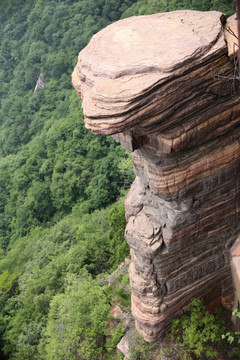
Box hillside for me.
[0,0,236,359]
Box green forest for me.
[0,0,236,359]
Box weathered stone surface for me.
[72,11,229,137]
[33,72,44,98]
[73,10,240,342]
[230,236,240,308]
[117,328,137,360]
[110,305,131,329]
[224,14,238,57]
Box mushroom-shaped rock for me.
[73,11,240,342]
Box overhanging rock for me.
[72,10,240,342]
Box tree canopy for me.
[0,0,235,358]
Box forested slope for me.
[0,0,235,359]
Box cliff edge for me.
[72,10,240,342]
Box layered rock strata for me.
[72,11,240,342]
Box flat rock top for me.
[72,10,228,136]
[79,10,225,78]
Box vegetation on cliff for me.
[0,0,236,359]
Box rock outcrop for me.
[231,236,240,308]
[33,72,45,97]
[72,11,240,342]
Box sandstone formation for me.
[231,236,240,307]
[73,11,240,342]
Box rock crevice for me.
[73,11,240,342]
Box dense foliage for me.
[0,0,138,251]
[123,0,235,17]
[0,0,236,359]
[169,298,225,359]
[0,197,130,360]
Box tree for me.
[42,273,111,360]
[211,0,235,16]
[108,199,129,269]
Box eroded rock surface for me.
[73,10,240,342]
[33,72,45,98]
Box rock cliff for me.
[72,11,240,342]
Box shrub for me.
[169,298,225,359]
[222,308,240,358]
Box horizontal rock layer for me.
[73,11,240,342]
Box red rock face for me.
[72,11,240,342]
